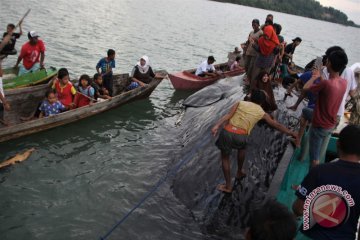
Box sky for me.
[318,0,360,24]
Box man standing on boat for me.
[211,89,296,193]
[0,22,23,59]
[322,46,358,123]
[282,37,302,65]
[293,125,360,240]
[14,31,46,76]
[195,56,218,77]
[241,19,262,84]
[96,49,116,96]
[303,50,348,168]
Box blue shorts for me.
[309,126,333,161]
[18,63,40,76]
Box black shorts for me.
[215,129,248,155]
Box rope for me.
[99,135,212,240]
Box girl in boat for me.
[127,56,163,90]
[230,56,242,71]
[39,89,66,118]
[52,68,76,109]
[74,74,95,108]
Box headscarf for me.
[258,25,280,56]
[136,55,150,73]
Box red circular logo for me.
[311,193,347,228]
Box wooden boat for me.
[0,72,166,143]
[2,66,58,90]
[168,62,245,90]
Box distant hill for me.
[212,0,359,28]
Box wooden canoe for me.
[0,72,166,143]
[168,62,245,91]
[2,66,58,90]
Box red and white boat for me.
[168,63,245,91]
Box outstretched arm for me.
[19,21,23,35]
[15,55,22,68]
[132,77,146,87]
[40,52,45,69]
[263,113,296,137]
[303,70,321,91]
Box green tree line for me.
[213,0,359,27]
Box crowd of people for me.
[206,14,359,240]
[1,12,360,240]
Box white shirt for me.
[0,77,4,104]
[322,67,357,116]
[195,60,215,76]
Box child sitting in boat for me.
[230,56,242,71]
[39,89,66,118]
[52,68,76,109]
[127,55,163,90]
[92,73,111,100]
[74,74,95,108]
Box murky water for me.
[0,0,359,239]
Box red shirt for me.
[309,77,347,129]
[258,25,279,56]
[19,39,45,70]
[53,80,76,107]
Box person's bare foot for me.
[290,138,301,149]
[287,105,297,111]
[217,184,232,193]
[20,116,35,122]
[284,92,293,100]
[235,171,247,180]
[311,160,320,168]
[0,119,9,126]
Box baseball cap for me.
[28,31,39,38]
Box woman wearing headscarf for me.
[127,56,163,90]
[250,19,280,90]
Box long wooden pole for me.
[77,91,98,102]
[0,9,31,52]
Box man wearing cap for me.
[195,56,218,77]
[241,19,263,83]
[14,31,46,76]
[282,37,302,65]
